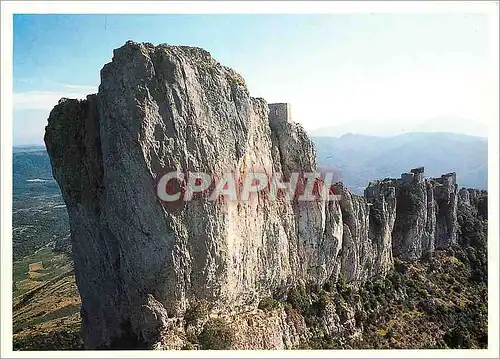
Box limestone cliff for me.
[365,171,458,261]
[45,41,464,349]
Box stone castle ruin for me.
[268,103,292,129]
[365,166,434,199]
[401,166,425,183]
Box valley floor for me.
[13,247,82,350]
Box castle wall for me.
[410,166,425,174]
[401,173,414,183]
[268,103,291,128]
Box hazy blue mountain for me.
[312,132,487,194]
[12,145,60,197]
[13,146,53,180]
[307,117,488,138]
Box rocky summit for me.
[44,41,483,349]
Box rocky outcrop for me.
[458,188,488,220]
[45,41,465,349]
[365,170,458,261]
[335,183,396,283]
[44,41,345,348]
[432,173,459,249]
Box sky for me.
[13,13,493,145]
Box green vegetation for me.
[13,247,73,298]
[258,296,280,311]
[13,329,82,351]
[278,198,488,350]
[25,305,80,329]
[198,318,235,350]
[353,247,487,349]
[13,148,70,260]
[279,243,487,350]
[12,246,80,351]
[13,201,69,260]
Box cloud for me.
[12,84,98,145]
[13,85,97,111]
[13,109,50,146]
[60,84,99,91]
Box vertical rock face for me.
[45,41,346,348]
[432,173,458,249]
[365,169,458,261]
[391,179,436,260]
[45,41,462,349]
[458,188,488,219]
[335,183,396,283]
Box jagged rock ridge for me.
[45,41,464,349]
[364,170,459,261]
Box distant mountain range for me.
[312,132,487,194]
[12,146,62,207]
[307,117,489,138]
[12,145,53,187]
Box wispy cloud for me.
[13,85,97,111]
[60,84,98,91]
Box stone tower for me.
[268,103,292,129]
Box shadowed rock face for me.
[458,187,488,220]
[365,172,459,261]
[45,41,461,349]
